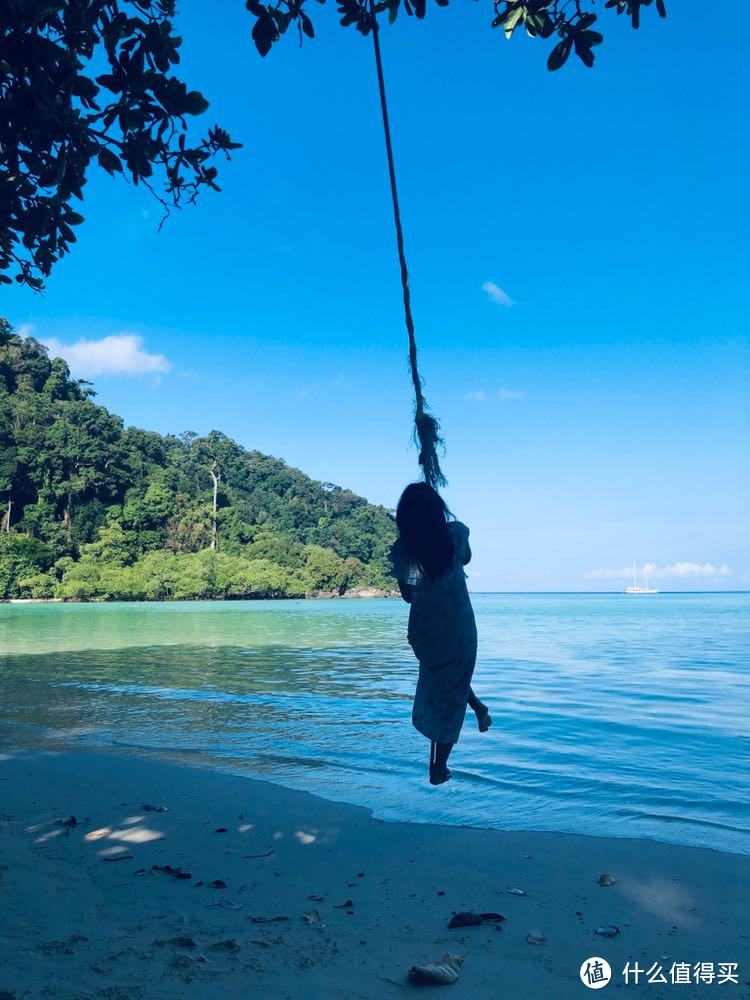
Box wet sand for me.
[1,748,748,999]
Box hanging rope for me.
[369,2,447,490]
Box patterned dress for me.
[392,521,478,744]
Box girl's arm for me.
[457,523,472,565]
[390,538,412,602]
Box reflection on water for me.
[1,595,748,854]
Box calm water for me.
[1,595,748,854]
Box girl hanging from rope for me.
[391,482,492,785]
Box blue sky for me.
[5,1,749,590]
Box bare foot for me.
[475,706,492,733]
[429,766,452,786]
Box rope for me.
[369,3,447,489]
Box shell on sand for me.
[408,953,464,985]
[526,930,547,945]
[597,873,616,886]
[447,912,482,928]
[595,924,621,937]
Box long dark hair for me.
[396,482,454,580]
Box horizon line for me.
[466,590,749,595]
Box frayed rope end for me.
[414,410,447,490]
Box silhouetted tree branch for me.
[1,0,665,291]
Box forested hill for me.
[0,319,397,600]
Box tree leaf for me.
[95,73,121,93]
[525,11,544,36]
[537,11,554,37]
[183,91,209,116]
[272,9,292,34]
[581,29,603,47]
[503,5,525,38]
[547,36,572,70]
[252,12,279,56]
[71,76,99,99]
[573,38,595,67]
[97,147,123,174]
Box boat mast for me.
[632,560,637,589]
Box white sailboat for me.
[624,561,659,594]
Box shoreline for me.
[1,747,748,998]
[3,589,747,605]
[5,730,750,859]
[1,586,400,604]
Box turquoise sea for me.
[0,594,748,854]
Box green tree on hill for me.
[0,317,397,601]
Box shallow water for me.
[1,594,748,854]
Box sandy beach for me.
[1,748,747,1000]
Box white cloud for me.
[16,323,35,339]
[42,334,172,377]
[585,562,732,581]
[465,387,524,402]
[482,281,516,307]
